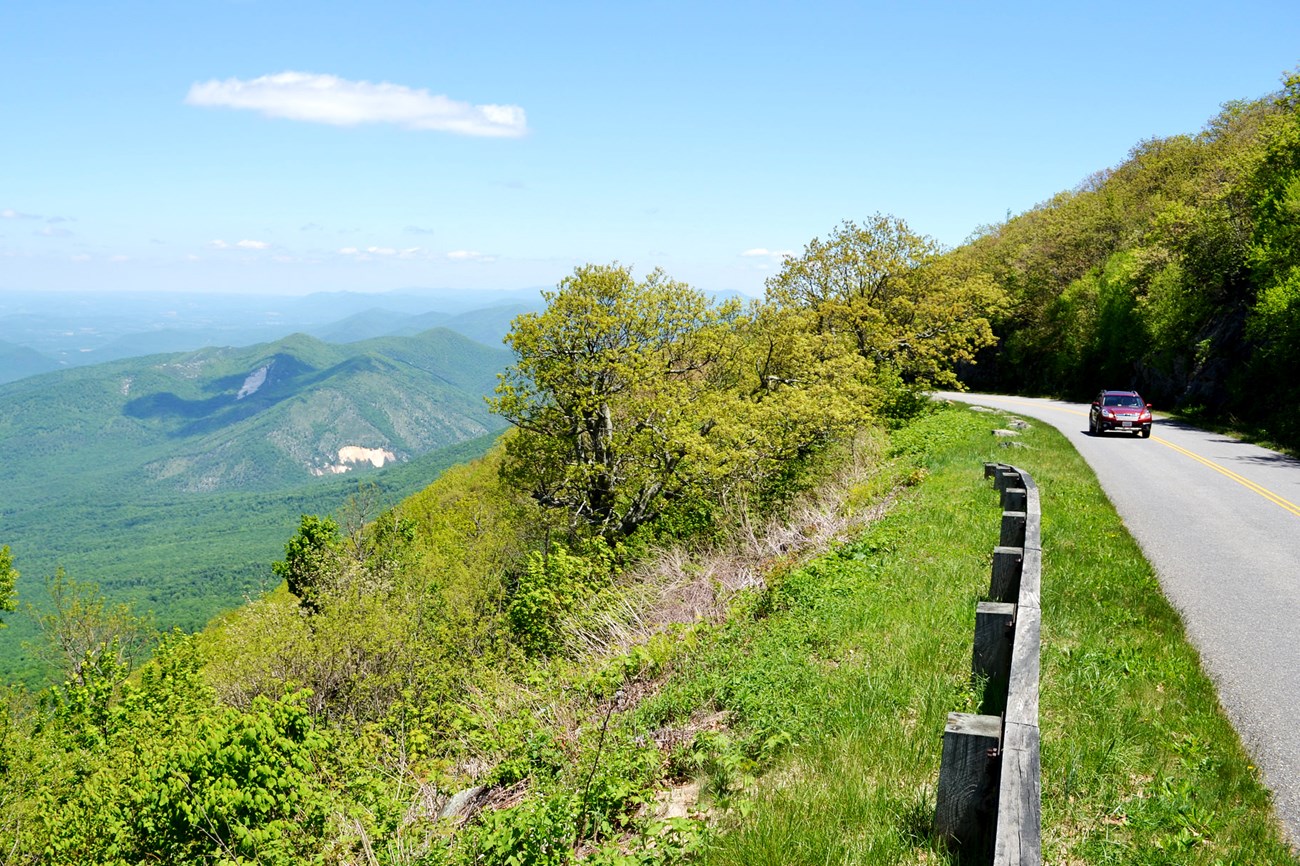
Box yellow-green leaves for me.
[0,545,15,628]
[765,215,1005,390]
[490,263,741,541]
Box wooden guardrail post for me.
[936,712,1002,853]
[974,602,1015,715]
[990,547,1023,602]
[1001,486,1027,512]
[1000,511,1026,548]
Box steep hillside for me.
[0,340,58,384]
[0,328,508,495]
[0,328,510,684]
[950,73,1300,445]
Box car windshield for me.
[1103,395,1143,408]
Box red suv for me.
[1089,390,1153,438]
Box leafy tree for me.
[765,215,1005,391]
[489,263,741,542]
[34,569,154,686]
[0,545,15,628]
[272,514,342,613]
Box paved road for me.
[936,392,1300,847]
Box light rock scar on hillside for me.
[237,364,270,399]
[311,446,398,476]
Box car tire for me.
[1140,427,1151,439]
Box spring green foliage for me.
[954,67,1300,448]
[765,215,1005,389]
[490,249,994,545]
[2,400,1295,863]
[0,324,507,687]
[10,169,1297,861]
[273,514,343,613]
[0,545,15,628]
[508,542,616,655]
[489,263,749,541]
[31,633,334,865]
[34,568,156,687]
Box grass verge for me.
[643,402,1296,865]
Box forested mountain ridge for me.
[0,328,509,684]
[0,287,543,383]
[951,71,1300,446]
[0,327,509,494]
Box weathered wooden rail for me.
[935,463,1042,864]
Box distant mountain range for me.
[0,325,514,684]
[0,328,511,495]
[0,287,543,383]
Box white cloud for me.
[185,71,528,138]
[38,226,73,238]
[108,255,130,263]
[3,208,40,220]
[446,250,495,263]
[741,248,794,259]
[337,245,426,260]
[210,238,269,250]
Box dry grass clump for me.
[561,431,896,662]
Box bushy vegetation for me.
[0,218,1009,863]
[951,68,1300,448]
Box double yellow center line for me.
[963,396,1300,519]
[1153,436,1300,518]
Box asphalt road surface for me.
[935,392,1300,847]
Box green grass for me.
[635,404,1296,865]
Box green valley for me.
[0,328,509,684]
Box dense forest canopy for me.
[952,70,1300,447]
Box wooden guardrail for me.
[935,463,1042,864]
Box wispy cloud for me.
[339,245,424,260]
[2,208,40,220]
[185,71,528,138]
[446,250,495,262]
[741,248,794,259]
[210,238,270,250]
[38,226,73,238]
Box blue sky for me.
[3,1,1299,298]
